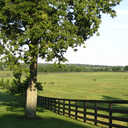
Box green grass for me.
[38,72,128,100]
[0,89,97,128]
[1,71,128,100]
[0,110,98,128]
[0,71,128,128]
[0,109,99,128]
[37,72,128,127]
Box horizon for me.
[38,62,126,67]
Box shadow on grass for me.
[0,113,95,128]
[102,95,124,101]
[83,95,128,110]
[0,90,45,113]
[0,90,96,128]
[102,95,128,109]
[0,90,25,112]
[102,95,128,127]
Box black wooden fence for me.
[38,96,128,128]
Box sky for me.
[64,0,128,66]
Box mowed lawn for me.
[38,72,128,100]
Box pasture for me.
[0,71,128,128]
[37,72,128,127]
[38,72,128,100]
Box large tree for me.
[0,0,122,118]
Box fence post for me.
[83,102,87,123]
[58,99,60,114]
[50,98,52,111]
[47,98,49,109]
[109,103,112,128]
[44,97,46,108]
[38,96,41,106]
[75,101,78,120]
[42,97,44,106]
[47,97,49,109]
[94,103,98,126]
[68,100,71,117]
[52,98,54,112]
[45,97,47,108]
[63,99,65,115]
[49,98,52,111]
[54,99,56,113]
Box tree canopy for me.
[0,0,121,64]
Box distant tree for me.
[0,0,122,118]
[124,66,128,71]
[112,66,122,72]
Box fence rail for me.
[38,96,128,128]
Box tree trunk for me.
[25,60,38,118]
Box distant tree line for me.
[37,63,128,72]
[0,62,128,72]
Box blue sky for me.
[65,0,128,66]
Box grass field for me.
[0,71,128,128]
[1,71,128,100]
[37,72,128,127]
[0,90,97,128]
[37,72,128,100]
